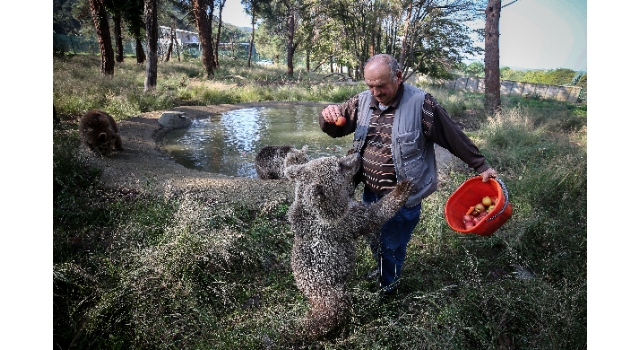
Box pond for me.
[162,104,354,178]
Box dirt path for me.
[84,102,465,208]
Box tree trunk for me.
[214,0,226,68]
[164,16,180,62]
[165,38,173,61]
[192,0,215,78]
[88,0,115,76]
[113,13,124,62]
[285,1,296,78]
[135,36,145,64]
[399,2,412,72]
[173,29,181,62]
[165,23,176,62]
[132,24,145,64]
[247,5,255,68]
[484,0,502,113]
[369,8,377,58]
[144,0,158,92]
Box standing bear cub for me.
[255,145,309,179]
[79,109,123,156]
[284,152,413,339]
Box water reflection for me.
[162,105,353,177]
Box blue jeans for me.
[362,187,422,293]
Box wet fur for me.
[284,152,412,339]
[79,109,123,156]
[255,145,309,179]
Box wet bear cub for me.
[79,109,123,156]
[255,145,309,179]
[284,152,413,339]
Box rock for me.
[158,111,192,129]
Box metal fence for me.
[420,75,584,103]
[54,34,255,61]
[54,34,196,58]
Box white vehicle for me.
[256,60,274,65]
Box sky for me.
[222,0,587,71]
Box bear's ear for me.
[339,152,361,177]
[284,163,303,180]
[284,151,303,168]
[301,145,308,153]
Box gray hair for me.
[365,54,401,82]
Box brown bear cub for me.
[255,145,309,179]
[284,152,413,339]
[79,109,123,156]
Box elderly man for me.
[319,54,497,296]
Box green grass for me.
[53,55,365,121]
[53,54,587,349]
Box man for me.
[319,54,497,295]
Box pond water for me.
[162,104,354,178]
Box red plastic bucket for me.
[444,176,512,236]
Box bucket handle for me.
[486,177,509,222]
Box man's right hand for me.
[321,105,342,124]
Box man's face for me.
[364,61,402,106]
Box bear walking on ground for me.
[79,109,123,156]
[284,152,413,339]
[255,145,309,179]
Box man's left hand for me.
[480,168,498,182]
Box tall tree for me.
[254,23,286,61]
[258,0,307,77]
[284,0,298,78]
[331,0,365,79]
[54,0,82,35]
[297,0,332,73]
[103,0,129,63]
[242,0,257,67]
[213,0,227,67]
[88,0,115,76]
[484,0,501,113]
[398,0,413,67]
[395,0,480,81]
[144,0,158,92]
[121,0,147,64]
[164,15,181,62]
[112,12,125,62]
[134,27,147,64]
[282,0,302,77]
[191,0,216,78]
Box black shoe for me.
[380,280,399,296]
[376,288,397,304]
[381,287,397,296]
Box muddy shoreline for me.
[84,102,465,208]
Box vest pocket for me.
[398,130,425,180]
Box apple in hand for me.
[335,116,347,126]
